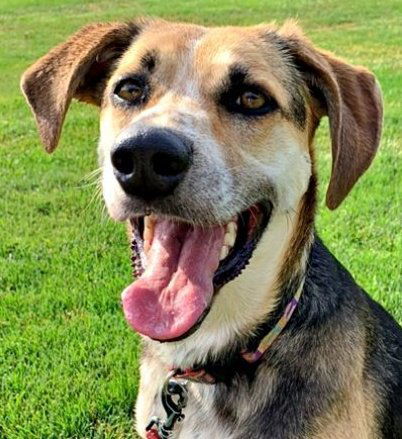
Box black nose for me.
[111,128,192,200]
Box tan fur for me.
[312,390,378,439]
[310,359,380,439]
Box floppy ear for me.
[21,21,143,153]
[279,24,383,209]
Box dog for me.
[21,18,402,439]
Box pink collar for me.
[172,284,303,383]
[241,284,303,363]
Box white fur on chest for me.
[135,353,278,439]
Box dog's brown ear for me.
[279,23,383,209]
[21,21,142,153]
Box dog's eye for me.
[237,91,266,110]
[221,86,278,116]
[114,79,146,104]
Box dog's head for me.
[21,20,382,347]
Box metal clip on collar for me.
[146,371,188,439]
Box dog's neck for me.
[146,176,317,370]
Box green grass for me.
[0,0,401,437]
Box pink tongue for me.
[122,219,225,340]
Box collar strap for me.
[170,283,303,383]
[173,367,216,384]
[241,283,303,363]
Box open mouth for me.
[121,202,272,341]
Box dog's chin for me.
[121,201,272,342]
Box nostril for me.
[111,147,135,175]
[111,129,192,199]
[152,152,189,177]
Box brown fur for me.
[277,22,383,208]
[21,21,144,152]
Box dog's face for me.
[21,19,382,358]
[100,22,311,225]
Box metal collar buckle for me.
[146,371,188,439]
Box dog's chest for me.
[135,352,275,438]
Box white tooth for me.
[230,220,238,236]
[224,233,235,248]
[144,215,156,253]
[219,245,229,261]
[224,221,237,247]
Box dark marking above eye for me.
[227,65,249,86]
[140,51,157,73]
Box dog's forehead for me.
[116,22,292,89]
[128,22,205,56]
[116,22,204,73]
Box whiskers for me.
[76,167,109,220]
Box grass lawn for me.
[0,0,401,437]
